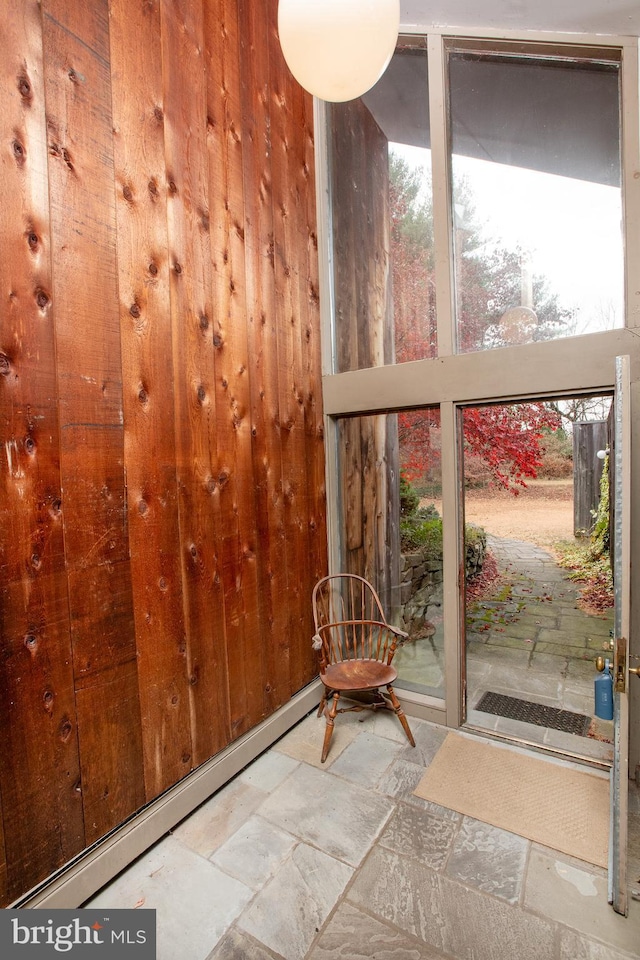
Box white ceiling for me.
[400,1,640,38]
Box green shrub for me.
[399,472,482,559]
[589,454,610,560]
[465,524,485,548]
[400,517,443,555]
[399,472,419,517]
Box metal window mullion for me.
[428,34,456,358]
[313,97,336,375]
[441,400,464,726]
[621,39,640,330]
[313,95,343,577]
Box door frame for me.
[610,355,631,915]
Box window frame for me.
[315,28,640,732]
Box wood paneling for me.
[0,0,84,899]
[0,0,325,905]
[162,0,235,765]
[235,0,281,718]
[109,0,186,799]
[205,0,262,741]
[42,0,144,846]
[267,4,314,693]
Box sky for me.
[393,143,625,336]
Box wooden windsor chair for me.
[311,573,416,762]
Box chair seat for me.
[321,659,398,691]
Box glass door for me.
[461,395,615,764]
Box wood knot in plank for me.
[35,287,50,310]
[24,634,38,654]
[48,140,75,172]
[17,73,32,103]
[59,718,73,742]
[12,138,26,166]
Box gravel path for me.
[428,479,576,550]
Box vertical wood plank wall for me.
[0,0,326,906]
[330,101,400,611]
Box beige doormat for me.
[414,733,610,867]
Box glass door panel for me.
[462,396,614,763]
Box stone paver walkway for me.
[466,535,614,760]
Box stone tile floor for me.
[86,710,640,960]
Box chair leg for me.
[321,692,340,763]
[317,687,330,718]
[387,684,416,747]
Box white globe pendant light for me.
[277,0,400,102]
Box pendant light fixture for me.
[277,0,400,102]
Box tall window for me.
[449,46,623,352]
[329,39,623,369]
[330,42,435,372]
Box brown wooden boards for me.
[162,0,235,763]
[0,0,84,898]
[236,0,287,717]
[110,0,193,797]
[0,0,325,905]
[205,0,261,739]
[41,0,145,844]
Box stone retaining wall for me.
[399,526,486,637]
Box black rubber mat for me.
[475,691,592,736]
